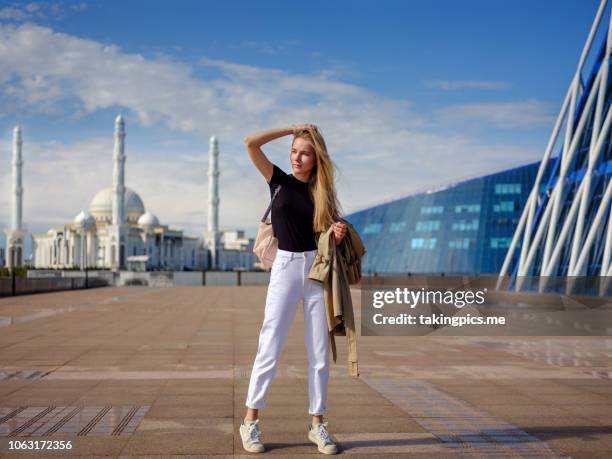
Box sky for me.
[0,0,608,254]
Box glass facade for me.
[347,160,554,275]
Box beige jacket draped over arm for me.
[308,219,366,378]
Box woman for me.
[239,124,347,455]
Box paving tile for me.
[146,403,232,419]
[120,430,233,455]
[153,394,233,407]
[0,286,609,457]
[333,432,449,455]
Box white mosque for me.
[32,186,205,271]
[4,114,258,272]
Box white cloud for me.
[425,79,511,90]
[0,2,65,21]
[69,3,88,12]
[433,99,555,129]
[0,22,550,239]
[0,6,28,21]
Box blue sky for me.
[0,0,608,253]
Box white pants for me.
[245,248,330,416]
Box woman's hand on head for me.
[291,123,318,135]
[332,222,347,245]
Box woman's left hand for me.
[332,222,347,245]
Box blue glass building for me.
[347,160,554,275]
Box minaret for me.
[109,114,127,270]
[5,126,26,268]
[112,114,126,226]
[206,135,221,269]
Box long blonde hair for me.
[292,127,343,233]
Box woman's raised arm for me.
[243,124,316,182]
[243,126,293,183]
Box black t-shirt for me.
[267,163,317,252]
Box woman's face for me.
[290,137,316,176]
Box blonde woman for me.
[239,124,347,455]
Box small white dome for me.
[138,210,159,227]
[74,210,96,228]
[74,210,86,224]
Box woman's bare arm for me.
[243,124,315,182]
[243,127,293,183]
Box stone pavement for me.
[0,285,610,458]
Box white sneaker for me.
[239,418,265,453]
[308,421,338,455]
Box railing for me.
[0,270,112,297]
[0,269,273,296]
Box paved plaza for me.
[0,285,610,458]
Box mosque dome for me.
[138,210,160,227]
[89,186,146,223]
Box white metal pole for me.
[570,8,612,275]
[544,107,612,276]
[537,69,604,276]
[574,179,612,274]
[518,85,572,274]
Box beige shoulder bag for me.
[253,181,284,268]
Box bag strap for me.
[260,173,291,222]
[261,184,282,222]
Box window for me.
[494,183,521,194]
[421,206,443,214]
[389,222,407,233]
[415,220,441,231]
[490,237,513,248]
[454,204,481,213]
[451,219,479,231]
[449,238,471,249]
[411,238,437,249]
[363,223,383,234]
[493,201,516,212]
